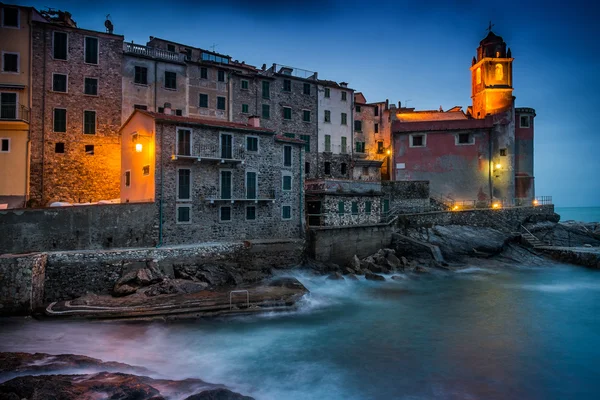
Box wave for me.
[505,282,600,292]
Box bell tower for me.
[470,25,514,118]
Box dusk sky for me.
[17,0,600,207]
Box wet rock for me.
[382,248,396,256]
[327,272,345,280]
[401,256,409,268]
[391,275,405,281]
[386,253,403,270]
[113,283,138,297]
[325,263,342,272]
[346,273,359,281]
[414,266,428,273]
[268,277,306,290]
[185,388,254,400]
[113,260,166,297]
[369,264,391,274]
[350,255,361,271]
[365,272,386,281]
[344,267,356,275]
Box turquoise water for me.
[2,264,600,399]
[555,206,600,223]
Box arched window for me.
[495,64,503,81]
[476,67,481,84]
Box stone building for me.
[391,29,535,205]
[120,109,305,244]
[28,10,123,206]
[316,80,353,179]
[0,4,43,208]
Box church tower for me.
[470,28,514,118]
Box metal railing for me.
[272,64,317,80]
[124,42,186,63]
[175,144,246,160]
[0,104,30,122]
[203,188,276,201]
[534,196,552,205]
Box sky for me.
[16,0,600,207]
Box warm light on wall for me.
[495,163,502,170]
[492,202,501,209]
[386,149,391,155]
[533,199,539,206]
[452,205,460,211]
[135,143,143,153]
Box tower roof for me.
[480,31,504,46]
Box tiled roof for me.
[274,135,305,145]
[396,110,467,122]
[138,111,274,133]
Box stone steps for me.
[521,232,545,248]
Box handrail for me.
[229,290,249,310]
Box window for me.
[500,148,507,156]
[178,169,191,200]
[84,77,98,95]
[362,166,369,176]
[262,81,270,99]
[53,32,68,60]
[283,79,291,92]
[303,110,311,122]
[341,91,347,101]
[84,37,98,64]
[303,83,310,95]
[283,145,292,166]
[324,162,331,175]
[282,174,292,191]
[457,133,473,145]
[283,107,292,120]
[185,48,192,60]
[217,96,226,110]
[324,87,330,98]
[55,142,65,153]
[305,162,310,174]
[165,71,176,89]
[177,205,191,224]
[262,104,270,119]
[221,134,232,158]
[0,138,9,152]
[158,107,164,113]
[476,67,481,84]
[177,128,191,156]
[354,120,362,132]
[220,170,232,199]
[300,134,310,152]
[382,199,390,213]
[242,104,249,113]
[2,53,18,72]
[341,112,347,125]
[246,136,258,152]
[143,165,150,175]
[167,44,176,52]
[356,105,361,112]
[134,66,148,84]
[374,123,379,133]
[85,144,94,155]
[410,134,425,147]
[2,7,19,27]
[134,104,147,110]
[0,93,17,119]
[365,201,372,214]
[175,109,182,116]
[52,73,67,92]
[282,205,292,220]
[495,63,503,80]
[218,70,225,82]
[341,136,347,153]
[356,141,365,153]
[374,107,379,117]
[199,93,208,108]
[246,206,256,221]
[200,67,208,79]
[125,171,131,187]
[341,163,347,175]
[83,110,96,134]
[325,135,331,152]
[351,202,358,215]
[324,110,331,123]
[241,79,249,90]
[520,115,530,128]
[338,201,344,215]
[220,206,232,222]
[53,108,66,132]
[377,141,384,154]
[246,171,257,199]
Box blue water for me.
[555,206,600,223]
[2,264,600,399]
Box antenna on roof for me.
[210,43,218,52]
[105,14,113,34]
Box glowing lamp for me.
[495,163,502,170]
[452,205,459,211]
[492,203,501,209]
[386,149,391,155]
[135,143,143,153]
[533,199,539,206]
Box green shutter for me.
[365,201,372,214]
[338,201,344,215]
[300,135,310,152]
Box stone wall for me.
[382,180,430,212]
[0,203,157,254]
[0,253,46,314]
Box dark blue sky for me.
[18,0,600,207]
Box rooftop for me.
[134,111,275,134]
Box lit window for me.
[476,67,481,84]
[495,63,503,80]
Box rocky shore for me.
[0,352,253,399]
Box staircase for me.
[520,225,548,248]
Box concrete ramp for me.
[392,233,445,263]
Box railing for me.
[272,64,317,80]
[197,143,245,160]
[0,104,30,123]
[534,196,552,205]
[203,188,276,201]
[124,42,186,63]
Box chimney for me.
[248,115,260,128]
[340,82,348,88]
[164,102,172,115]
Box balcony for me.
[124,43,186,63]
[0,104,30,124]
[171,143,245,165]
[202,188,276,203]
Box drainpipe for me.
[314,81,318,179]
[488,128,493,202]
[40,25,47,206]
[157,124,164,247]
[350,92,354,177]
[227,71,233,122]
[154,60,158,111]
[299,143,304,236]
[24,10,34,206]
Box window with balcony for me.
[262,104,270,119]
[2,53,18,72]
[0,93,17,120]
[303,83,311,95]
[2,7,19,27]
[83,110,96,134]
[283,107,292,120]
[53,31,68,60]
[246,136,258,152]
[134,66,147,84]
[167,44,176,52]
[53,108,66,132]
[52,74,67,92]
[283,145,292,167]
[199,93,208,108]
[217,96,226,110]
[165,71,176,89]
[177,169,191,200]
[221,133,233,159]
[246,171,257,199]
[283,79,291,92]
[84,37,98,64]
[282,205,292,220]
[84,77,98,95]
[220,170,232,199]
[177,128,191,156]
